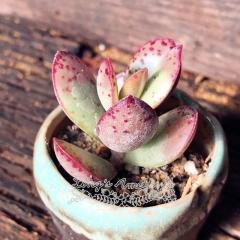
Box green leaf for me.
[119,68,147,99]
[126,38,176,79]
[140,45,182,109]
[52,51,105,139]
[124,106,198,167]
[53,138,117,183]
[97,58,118,110]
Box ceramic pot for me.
[33,89,228,240]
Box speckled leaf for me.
[119,68,148,99]
[96,96,159,152]
[52,51,105,139]
[126,38,176,79]
[53,138,117,183]
[124,106,198,167]
[97,58,118,110]
[140,45,182,109]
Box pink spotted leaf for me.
[126,38,176,79]
[53,138,117,183]
[96,96,159,152]
[52,51,105,139]
[97,58,118,110]
[124,106,198,167]
[140,45,182,109]
[119,68,148,99]
[125,38,182,109]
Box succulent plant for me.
[52,38,198,183]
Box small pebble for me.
[184,161,199,175]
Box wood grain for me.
[0,15,240,239]
[0,0,240,84]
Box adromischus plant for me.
[52,38,198,184]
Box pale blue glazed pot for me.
[33,89,228,240]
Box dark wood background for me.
[0,0,240,84]
[0,1,240,239]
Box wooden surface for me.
[0,14,240,240]
[0,0,240,84]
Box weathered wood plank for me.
[0,213,38,240]
[0,0,240,83]
[0,194,59,240]
[198,195,240,240]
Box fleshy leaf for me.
[96,95,159,152]
[119,68,148,99]
[52,51,105,139]
[124,106,198,167]
[126,38,176,79]
[53,138,117,183]
[97,58,118,110]
[116,71,126,93]
[140,45,182,109]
